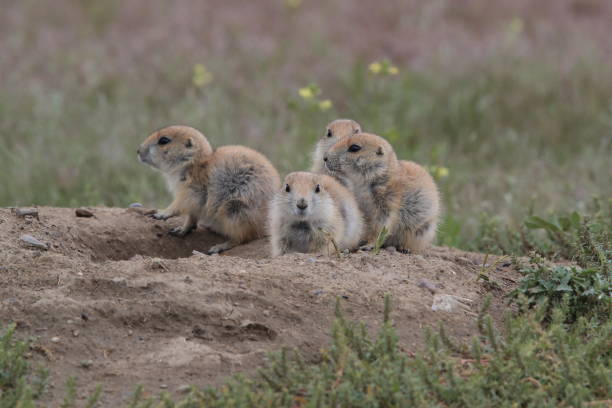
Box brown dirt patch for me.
[0,207,521,406]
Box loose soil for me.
[0,207,521,406]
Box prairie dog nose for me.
[137,148,141,155]
[296,200,308,210]
[323,156,328,162]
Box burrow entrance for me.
[39,208,268,262]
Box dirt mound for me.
[0,207,521,406]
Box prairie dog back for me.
[269,171,363,256]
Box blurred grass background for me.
[1,0,610,248]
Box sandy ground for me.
[0,207,521,406]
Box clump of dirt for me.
[0,207,521,406]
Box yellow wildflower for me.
[508,17,524,35]
[318,99,333,111]
[388,65,399,75]
[369,62,382,75]
[192,64,213,88]
[298,87,314,99]
[436,166,450,178]
[286,0,302,8]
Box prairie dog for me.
[269,171,363,257]
[323,132,440,252]
[138,125,281,254]
[311,119,361,174]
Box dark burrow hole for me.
[47,211,268,262]
[83,229,227,261]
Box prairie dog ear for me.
[186,138,193,148]
[376,146,384,156]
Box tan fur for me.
[311,119,361,174]
[269,171,363,257]
[323,133,440,253]
[138,125,281,254]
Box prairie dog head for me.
[137,125,213,173]
[317,119,361,157]
[274,172,335,220]
[323,133,398,182]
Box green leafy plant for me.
[0,324,48,407]
[511,255,610,322]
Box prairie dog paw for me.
[169,226,194,237]
[150,211,173,221]
[207,241,235,255]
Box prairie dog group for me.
[138,125,280,254]
[138,119,440,256]
[269,172,363,256]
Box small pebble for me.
[418,279,437,294]
[75,208,94,218]
[307,257,317,263]
[177,384,191,394]
[313,290,324,295]
[80,360,93,369]
[67,319,74,324]
[160,384,168,389]
[72,330,79,337]
[51,337,60,343]
[20,234,48,250]
[129,203,143,208]
[263,310,270,317]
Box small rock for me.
[431,294,473,312]
[66,319,74,324]
[313,290,324,295]
[72,330,79,337]
[307,258,317,263]
[75,208,94,218]
[12,207,39,220]
[129,203,143,208]
[177,384,191,394]
[263,310,270,317]
[80,312,89,321]
[341,295,349,300]
[51,337,60,343]
[417,279,437,294]
[80,360,93,369]
[160,384,168,389]
[20,234,48,250]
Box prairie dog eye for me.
[285,184,291,193]
[158,136,171,145]
[348,144,361,152]
[354,128,360,134]
[326,129,332,138]
[314,184,320,193]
